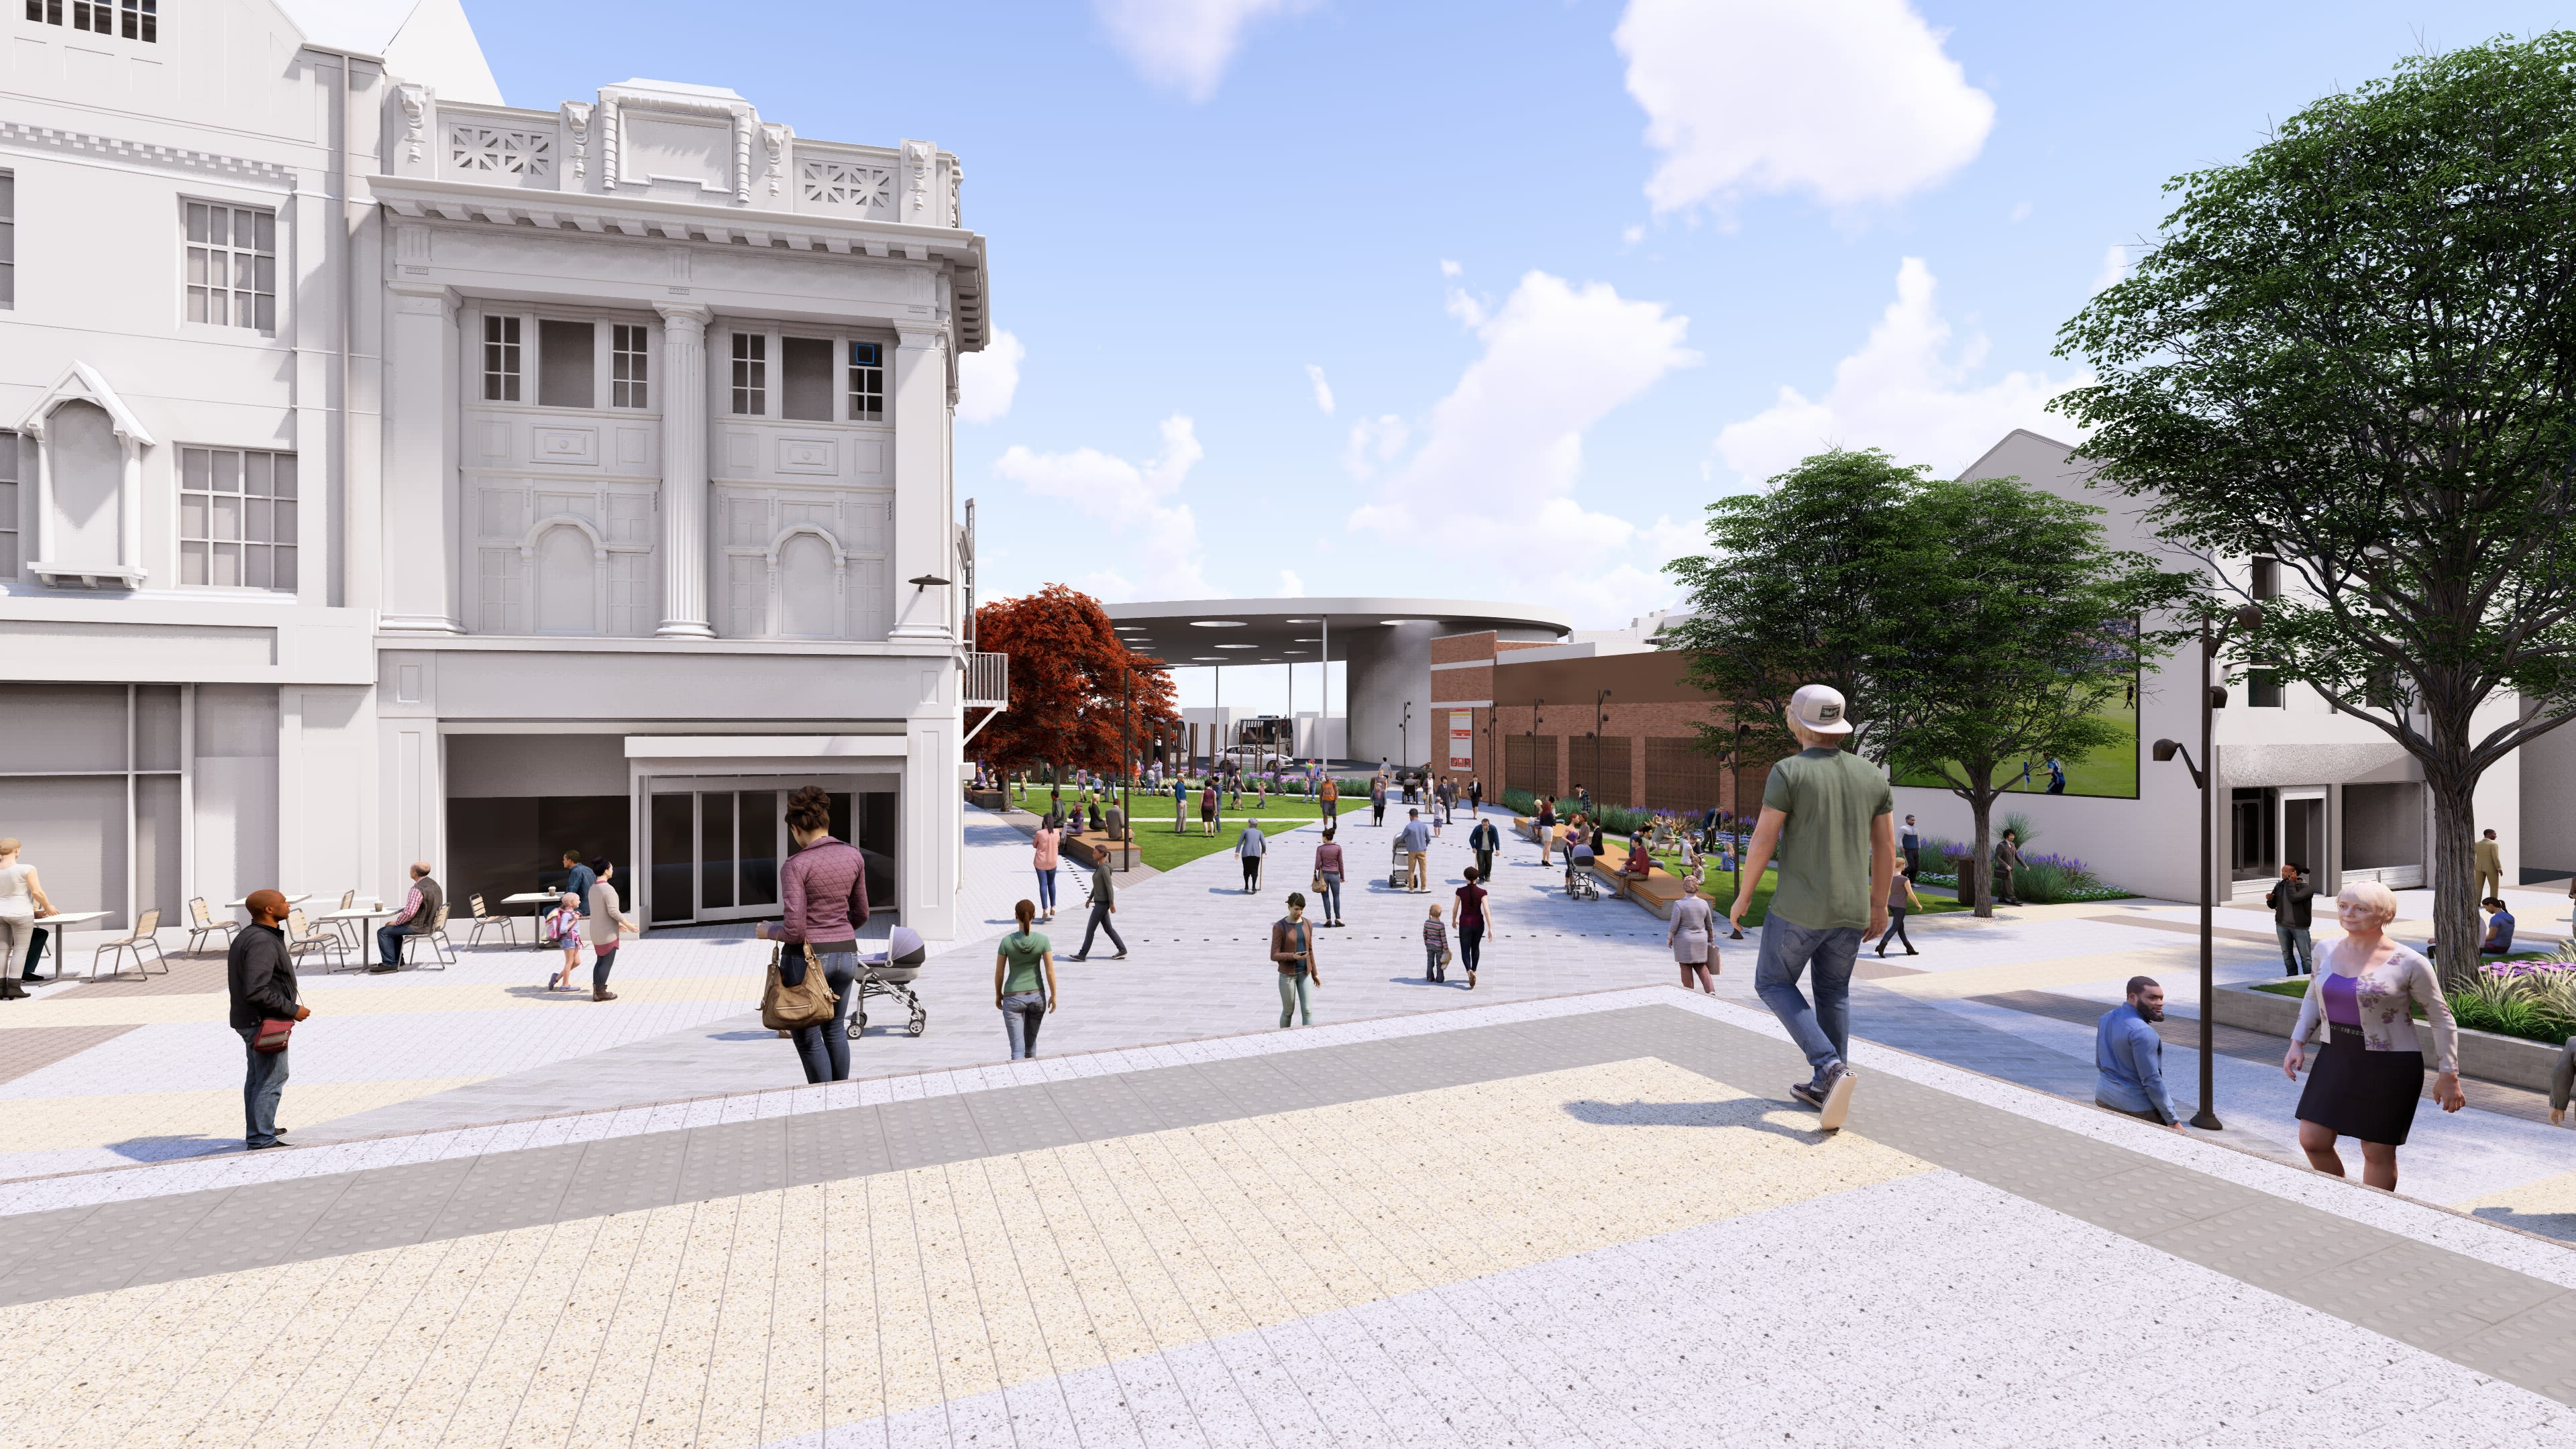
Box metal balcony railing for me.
[964,651,1009,709]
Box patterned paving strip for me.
[0,1024,139,1085]
[0,1078,485,1155]
[0,972,767,1030]
[0,1059,1919,1448]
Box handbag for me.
[253,1017,294,1053]
[760,943,840,1031]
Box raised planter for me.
[965,788,1008,810]
[2208,982,2567,1093]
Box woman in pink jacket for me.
[1032,816,1062,922]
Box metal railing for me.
[964,651,1008,709]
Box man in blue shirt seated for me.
[2096,975,2184,1132]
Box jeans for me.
[1001,989,1046,1059]
[592,943,619,994]
[1754,910,1862,1079]
[376,921,419,969]
[2276,925,2314,975]
[1036,869,1057,912]
[1277,970,1311,1026]
[1077,902,1126,957]
[1425,945,1444,980]
[1458,922,1483,974]
[1876,908,1913,954]
[783,951,859,1083]
[237,1026,289,1146]
[1318,871,1342,922]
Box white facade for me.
[1,1,990,937]
[1891,430,2520,904]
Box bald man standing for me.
[227,890,308,1150]
[374,861,444,974]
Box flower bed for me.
[1915,836,2134,904]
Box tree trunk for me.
[1967,790,1996,919]
[2424,767,2483,991]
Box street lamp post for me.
[1528,698,1546,803]
[1727,721,1748,938]
[1399,702,1413,773]
[2151,606,2263,1132]
[1123,659,1171,872]
[1595,689,1613,807]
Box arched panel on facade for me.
[46,400,122,572]
[529,517,603,634]
[776,526,842,639]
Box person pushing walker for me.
[1729,684,1896,1132]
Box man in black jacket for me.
[2265,863,2314,977]
[227,890,308,1149]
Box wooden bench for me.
[1061,830,1138,871]
[1586,839,1693,920]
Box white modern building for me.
[1,1,997,940]
[1892,429,2521,905]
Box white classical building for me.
[1,1,995,940]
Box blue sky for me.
[469,1,2571,709]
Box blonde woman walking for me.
[2283,880,2464,1191]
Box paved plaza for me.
[1,806,2573,1444]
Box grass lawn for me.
[1131,815,1335,873]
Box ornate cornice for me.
[0,120,297,187]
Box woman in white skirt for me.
[1669,875,1719,994]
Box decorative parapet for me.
[0,119,296,187]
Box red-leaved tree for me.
[973,584,1179,777]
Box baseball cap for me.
[1787,683,1854,736]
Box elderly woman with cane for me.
[2283,880,2463,1192]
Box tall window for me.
[849,341,884,421]
[180,447,299,592]
[184,203,276,331]
[537,319,594,409]
[780,336,833,421]
[482,315,521,401]
[0,170,13,310]
[2251,555,2281,600]
[0,431,18,578]
[612,323,649,409]
[25,1,60,25]
[731,333,766,415]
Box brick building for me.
[1430,614,1770,818]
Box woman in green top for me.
[994,898,1059,1059]
[1271,891,1322,1028]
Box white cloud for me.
[2092,244,2127,293]
[1277,569,1305,597]
[1304,363,1335,415]
[1621,224,1646,246]
[1615,0,1995,215]
[1095,0,1314,102]
[995,415,1212,598]
[1348,270,1701,622]
[1340,415,1409,482]
[1711,257,2086,486]
[1438,258,1462,278]
[956,329,1024,425]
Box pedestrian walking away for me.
[2284,881,2463,1192]
[374,862,444,973]
[1032,816,1062,921]
[1397,808,1432,891]
[2096,977,2184,1130]
[1421,901,1450,983]
[754,785,869,1081]
[1453,867,1488,989]
[1271,892,1322,1026]
[1173,776,1189,834]
[226,888,308,1150]
[2475,828,2504,901]
[0,838,55,998]
[2266,862,2314,975]
[1313,828,1346,926]
[994,899,1058,1060]
[1200,780,1219,837]
[1071,850,1126,959]
[585,860,640,997]
[1237,818,1267,892]
[543,892,586,991]
[1671,875,1719,994]
[1898,815,1921,877]
[1731,683,1894,1132]
[1467,814,1499,887]
[1876,866,1922,957]
[1536,796,1557,866]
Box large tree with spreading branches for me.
[971,584,1179,780]
[2055,32,2576,982]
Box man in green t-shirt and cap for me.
[1730,683,1896,1130]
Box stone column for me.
[887,326,951,641]
[655,303,714,639]
[380,283,462,632]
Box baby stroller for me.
[1564,850,1602,901]
[1388,836,1412,889]
[855,925,928,1038]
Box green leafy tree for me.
[2055,32,2576,981]
[1662,449,1922,793]
[1871,477,2191,915]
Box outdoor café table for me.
[502,891,562,950]
[21,912,109,981]
[316,905,395,967]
